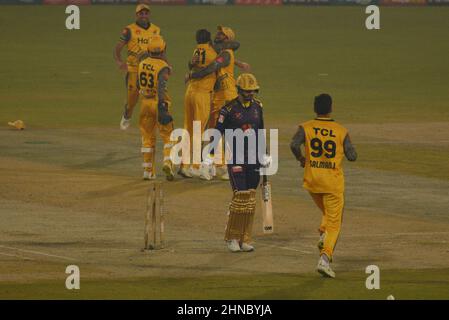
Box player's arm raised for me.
[343,134,357,161]
[290,126,306,167]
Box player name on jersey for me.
[310,160,336,169]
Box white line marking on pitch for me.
[0,252,36,261]
[261,244,312,254]
[0,245,76,261]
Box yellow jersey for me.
[122,22,161,72]
[215,49,237,101]
[188,43,217,92]
[302,118,348,194]
[138,57,169,100]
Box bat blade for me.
[261,180,273,234]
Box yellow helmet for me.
[148,35,166,54]
[236,73,260,91]
[217,26,235,41]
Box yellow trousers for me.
[125,72,139,118]
[210,95,235,167]
[182,89,212,169]
[309,192,344,260]
[139,98,174,175]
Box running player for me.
[290,94,357,278]
[114,4,161,130]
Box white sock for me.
[321,254,330,264]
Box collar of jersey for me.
[315,117,334,121]
[238,99,253,108]
[136,21,151,30]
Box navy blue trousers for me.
[228,164,260,191]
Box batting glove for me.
[260,154,272,168]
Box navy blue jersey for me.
[213,97,265,165]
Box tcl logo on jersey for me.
[141,63,155,71]
[313,127,336,137]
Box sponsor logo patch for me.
[232,166,243,173]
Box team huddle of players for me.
[114,4,253,182]
[113,4,358,279]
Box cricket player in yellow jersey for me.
[114,4,161,130]
[178,29,217,178]
[188,26,245,181]
[137,35,175,181]
[290,94,357,278]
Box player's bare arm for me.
[114,28,131,72]
[343,134,357,161]
[290,126,306,167]
[114,41,128,72]
[235,59,251,72]
[189,51,231,79]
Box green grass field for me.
[1,5,449,300]
[2,268,449,300]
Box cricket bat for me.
[261,175,273,234]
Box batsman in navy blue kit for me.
[202,73,271,252]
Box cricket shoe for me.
[190,167,201,178]
[143,171,156,180]
[178,167,193,178]
[218,171,229,181]
[163,161,175,181]
[226,240,241,253]
[316,256,336,278]
[199,163,213,181]
[120,115,131,130]
[215,166,229,181]
[240,243,255,252]
[120,104,131,130]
